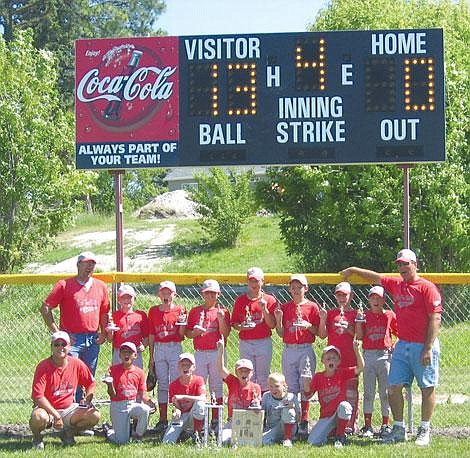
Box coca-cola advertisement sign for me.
[75,37,179,169]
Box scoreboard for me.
[75,29,445,169]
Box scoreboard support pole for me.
[399,163,414,434]
[112,170,125,311]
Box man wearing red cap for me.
[340,248,442,446]
[40,252,110,402]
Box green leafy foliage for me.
[190,168,257,247]
[257,0,469,272]
[0,31,87,272]
[90,169,168,214]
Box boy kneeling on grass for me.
[103,342,155,444]
[302,340,364,448]
[217,339,262,446]
[162,352,206,444]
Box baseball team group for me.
[30,248,442,450]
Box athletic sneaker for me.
[282,439,293,447]
[297,420,309,438]
[359,425,374,438]
[78,429,95,436]
[415,426,431,446]
[381,424,407,443]
[154,420,168,434]
[59,430,76,446]
[379,424,392,437]
[334,435,347,448]
[32,439,44,450]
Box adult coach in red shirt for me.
[30,331,100,449]
[40,252,110,401]
[340,248,442,447]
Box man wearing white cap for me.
[30,331,100,449]
[186,279,230,431]
[148,280,187,433]
[103,341,155,444]
[230,267,278,392]
[108,284,149,369]
[40,252,110,402]
[355,286,398,438]
[340,248,442,446]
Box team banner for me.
[75,30,445,170]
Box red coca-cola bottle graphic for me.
[104,50,143,120]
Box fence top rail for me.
[0,272,469,285]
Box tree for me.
[257,0,469,272]
[0,1,167,104]
[190,168,257,247]
[90,169,168,214]
[0,30,87,272]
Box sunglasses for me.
[53,341,67,347]
[396,261,411,266]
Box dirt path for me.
[26,225,176,273]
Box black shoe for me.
[334,434,347,448]
[154,420,168,434]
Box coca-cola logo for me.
[77,66,176,103]
[77,43,178,133]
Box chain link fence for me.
[0,273,468,427]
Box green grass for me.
[0,434,469,457]
[162,216,295,273]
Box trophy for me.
[105,311,120,332]
[300,356,313,380]
[355,301,367,323]
[171,405,183,426]
[334,306,349,331]
[249,389,261,409]
[194,310,207,332]
[176,309,187,326]
[241,305,256,328]
[293,303,305,327]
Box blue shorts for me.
[388,339,440,389]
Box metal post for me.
[399,164,413,434]
[113,171,125,310]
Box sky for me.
[158,0,327,36]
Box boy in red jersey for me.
[30,331,100,449]
[230,267,278,393]
[318,281,359,433]
[148,280,187,432]
[216,339,262,446]
[108,285,149,369]
[163,353,206,444]
[274,274,320,437]
[186,279,230,431]
[303,341,364,448]
[355,285,398,438]
[103,342,155,444]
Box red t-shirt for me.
[281,300,320,344]
[187,305,230,350]
[169,375,206,413]
[112,309,149,349]
[230,293,278,340]
[148,304,186,343]
[381,276,443,343]
[45,277,110,333]
[308,367,356,418]
[224,373,261,419]
[326,308,357,367]
[361,309,398,350]
[109,364,146,401]
[32,356,95,409]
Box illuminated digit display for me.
[75,29,445,170]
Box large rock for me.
[136,190,200,219]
